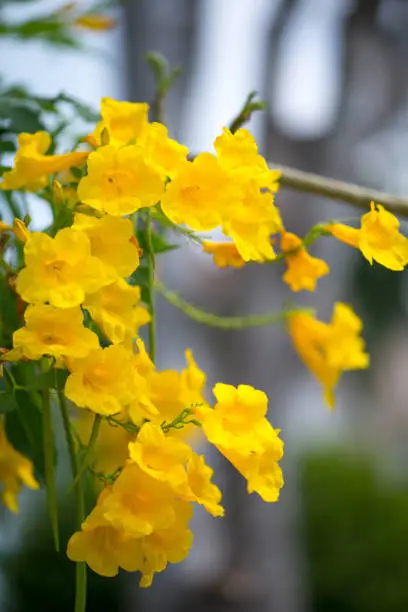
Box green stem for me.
[58,390,87,612]
[42,388,59,551]
[145,209,156,362]
[155,280,304,329]
[69,414,101,491]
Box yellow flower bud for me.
[12,219,30,243]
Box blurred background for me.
[2,0,408,611]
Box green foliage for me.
[301,449,408,612]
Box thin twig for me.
[272,162,408,218]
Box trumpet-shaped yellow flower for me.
[140,122,188,178]
[67,489,142,577]
[197,384,284,502]
[0,423,39,512]
[289,303,369,408]
[184,453,224,517]
[65,344,139,415]
[222,185,282,262]
[215,127,281,191]
[8,304,99,363]
[85,280,150,344]
[161,153,239,231]
[128,422,191,491]
[202,241,246,269]
[72,214,140,278]
[136,500,193,587]
[1,131,87,191]
[281,231,329,292]
[16,228,110,308]
[99,463,177,537]
[329,202,408,271]
[93,98,149,146]
[77,145,165,215]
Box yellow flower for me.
[98,463,177,537]
[16,228,110,308]
[136,500,193,587]
[140,122,188,178]
[184,453,224,517]
[67,489,142,577]
[222,185,282,262]
[197,384,284,502]
[128,422,191,491]
[92,98,149,146]
[214,127,281,191]
[74,14,117,31]
[8,304,99,363]
[289,303,369,408]
[329,202,408,271]
[1,132,87,191]
[202,241,246,269]
[72,213,140,278]
[77,144,165,215]
[0,423,39,513]
[281,231,329,292]
[65,344,139,415]
[85,280,150,344]
[161,153,239,231]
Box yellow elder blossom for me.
[141,122,188,178]
[7,304,99,363]
[281,231,329,292]
[202,241,246,269]
[65,345,140,416]
[84,280,150,345]
[329,202,408,271]
[214,127,281,191]
[289,303,369,408]
[0,422,39,512]
[92,97,149,146]
[161,153,240,231]
[16,228,110,308]
[72,214,140,278]
[1,131,87,191]
[77,144,165,215]
[12,219,30,243]
[197,384,284,502]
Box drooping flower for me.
[65,344,139,415]
[289,303,369,408]
[281,231,329,292]
[7,304,99,363]
[128,422,191,492]
[161,153,240,231]
[202,241,246,269]
[0,422,39,512]
[85,280,150,344]
[77,145,165,215]
[197,384,284,502]
[328,202,408,271]
[16,228,110,308]
[184,453,224,517]
[222,183,282,262]
[1,132,88,191]
[72,213,140,279]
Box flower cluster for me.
[1,93,408,595]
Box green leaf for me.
[0,391,18,413]
[8,106,44,133]
[136,230,178,254]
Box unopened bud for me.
[12,219,30,243]
[100,127,110,146]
